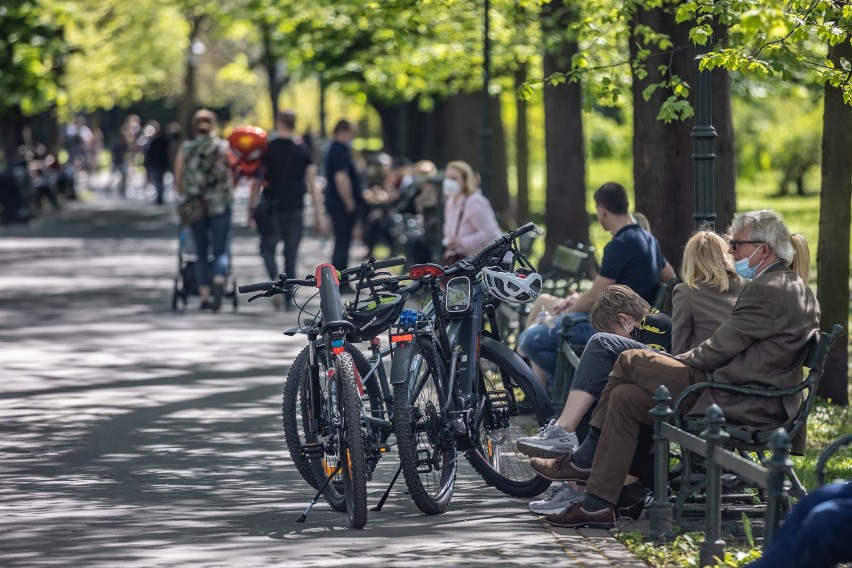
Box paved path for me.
[0,189,646,567]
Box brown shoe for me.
[543,501,615,529]
[530,453,591,482]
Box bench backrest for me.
[790,324,845,438]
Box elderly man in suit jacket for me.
[531,209,820,529]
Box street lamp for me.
[692,39,716,230]
[480,0,492,197]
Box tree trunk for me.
[540,0,588,270]
[515,65,531,225]
[178,16,204,137]
[816,39,852,406]
[631,6,696,273]
[433,91,511,225]
[261,22,281,125]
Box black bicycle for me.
[241,257,408,528]
[390,223,555,515]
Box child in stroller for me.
[171,226,238,312]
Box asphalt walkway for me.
[0,184,647,567]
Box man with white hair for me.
[533,209,820,529]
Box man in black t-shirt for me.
[250,110,326,310]
[324,119,364,272]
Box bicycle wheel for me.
[465,337,551,498]
[393,338,457,515]
[336,352,369,528]
[282,344,376,494]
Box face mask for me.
[621,319,642,341]
[443,178,462,197]
[734,248,761,279]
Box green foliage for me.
[0,1,69,116]
[63,0,187,113]
[676,0,852,104]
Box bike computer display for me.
[445,276,471,316]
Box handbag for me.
[177,194,208,226]
[252,197,275,233]
[442,196,468,267]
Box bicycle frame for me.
[391,271,553,443]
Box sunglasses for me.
[728,239,765,251]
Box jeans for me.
[260,209,304,282]
[190,206,232,288]
[328,207,356,270]
[747,482,852,568]
[518,312,595,378]
[150,168,167,205]
[568,332,652,440]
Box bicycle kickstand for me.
[296,465,341,523]
[372,463,403,512]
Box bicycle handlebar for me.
[445,222,538,277]
[340,256,406,278]
[238,281,279,294]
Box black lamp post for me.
[480,0,492,197]
[692,39,717,230]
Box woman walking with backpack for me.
[174,110,234,311]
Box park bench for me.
[647,324,845,566]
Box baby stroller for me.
[171,226,239,312]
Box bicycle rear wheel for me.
[336,352,369,528]
[393,338,457,515]
[465,337,551,498]
[281,343,374,492]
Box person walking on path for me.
[249,110,326,310]
[324,119,364,273]
[145,122,171,205]
[174,110,234,311]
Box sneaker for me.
[516,419,579,458]
[529,482,586,514]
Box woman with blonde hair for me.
[790,233,811,282]
[441,160,502,265]
[671,230,744,354]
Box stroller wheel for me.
[171,278,180,312]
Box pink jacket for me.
[443,191,503,256]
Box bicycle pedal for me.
[486,389,511,409]
[415,448,434,474]
[300,442,324,460]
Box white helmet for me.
[480,267,542,304]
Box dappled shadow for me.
[0,197,624,567]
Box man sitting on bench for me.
[531,209,820,529]
[518,182,675,390]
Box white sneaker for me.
[528,482,586,514]
[516,419,579,458]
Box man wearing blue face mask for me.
[536,209,821,529]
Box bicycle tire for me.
[393,338,457,515]
[465,337,551,498]
[337,352,369,528]
[281,343,375,493]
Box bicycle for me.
[390,223,555,515]
[240,257,409,528]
